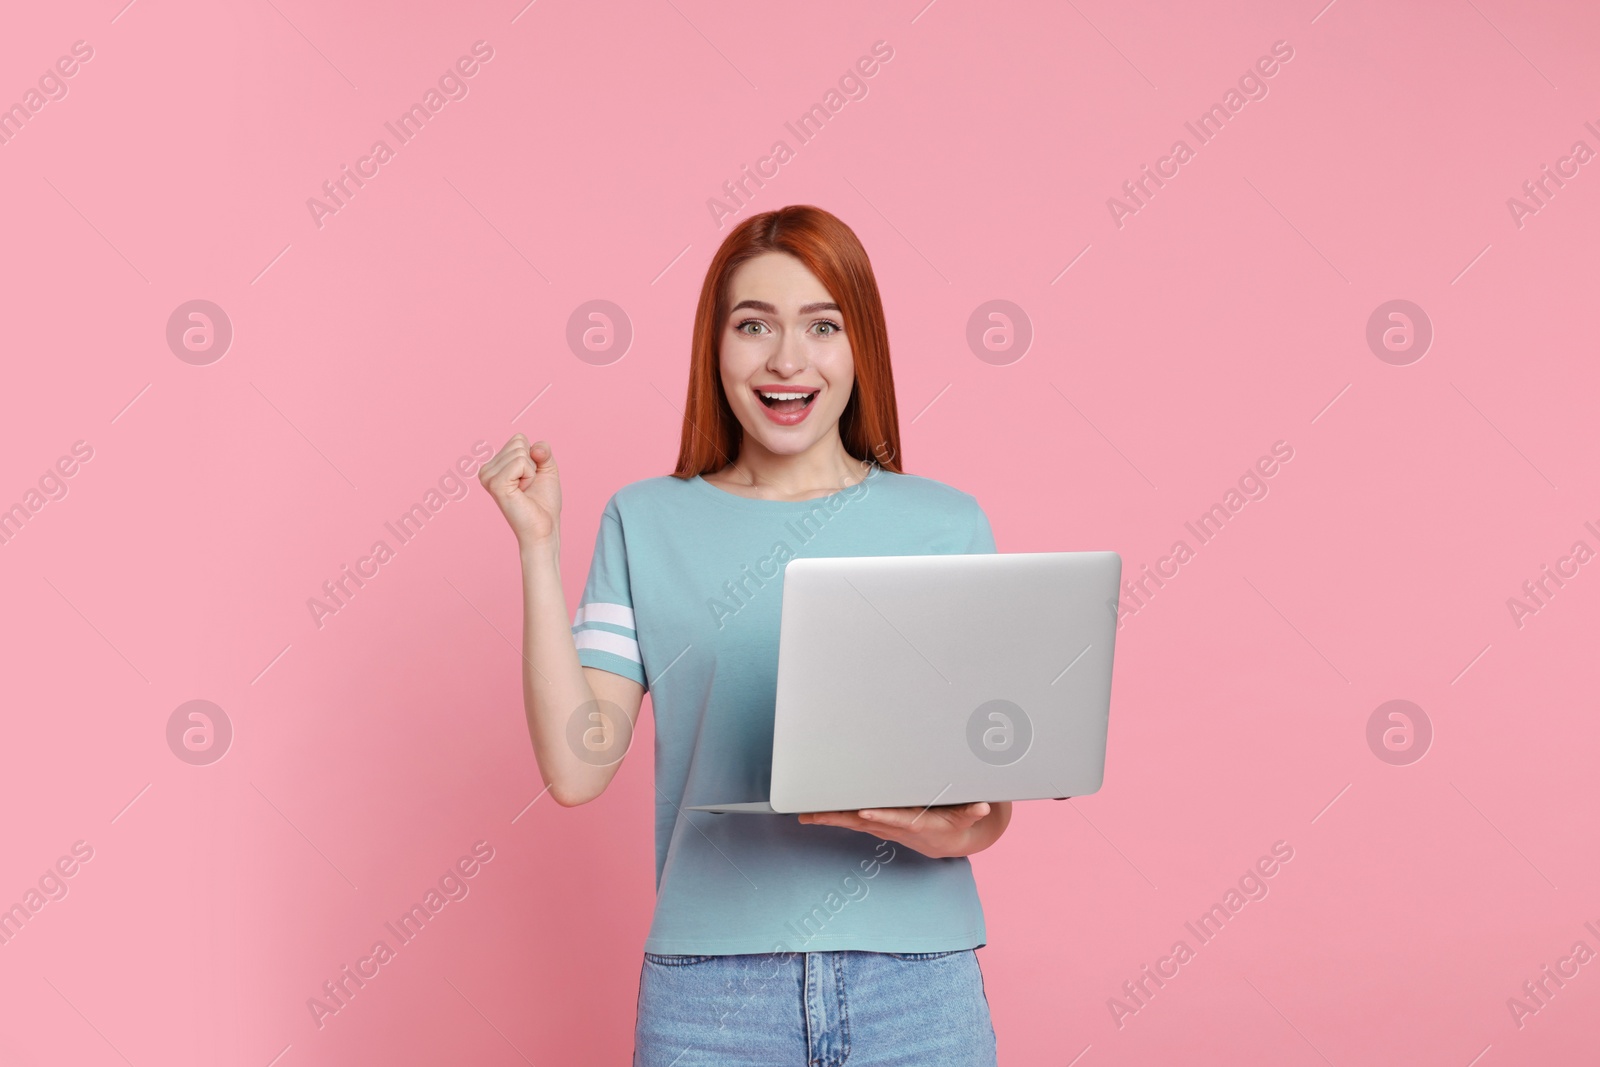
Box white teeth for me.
[759,390,815,401]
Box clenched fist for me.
[478,434,562,551]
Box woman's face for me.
[717,251,855,461]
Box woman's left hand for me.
[798,802,995,859]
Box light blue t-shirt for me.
[571,464,997,955]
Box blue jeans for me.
[633,948,998,1066]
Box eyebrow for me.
[728,299,840,316]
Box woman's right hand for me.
[479,434,562,550]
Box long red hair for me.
[672,205,904,478]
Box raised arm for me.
[480,434,645,806]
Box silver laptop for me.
[687,551,1122,815]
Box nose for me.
[766,328,808,378]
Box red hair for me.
[672,205,903,478]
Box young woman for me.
[479,205,1010,1065]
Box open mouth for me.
[756,389,818,417]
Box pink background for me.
[2,0,1597,1063]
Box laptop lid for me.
[767,551,1121,814]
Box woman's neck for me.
[704,439,871,502]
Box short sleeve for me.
[571,495,648,689]
[965,499,997,554]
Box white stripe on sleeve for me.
[573,601,636,631]
[574,628,642,664]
